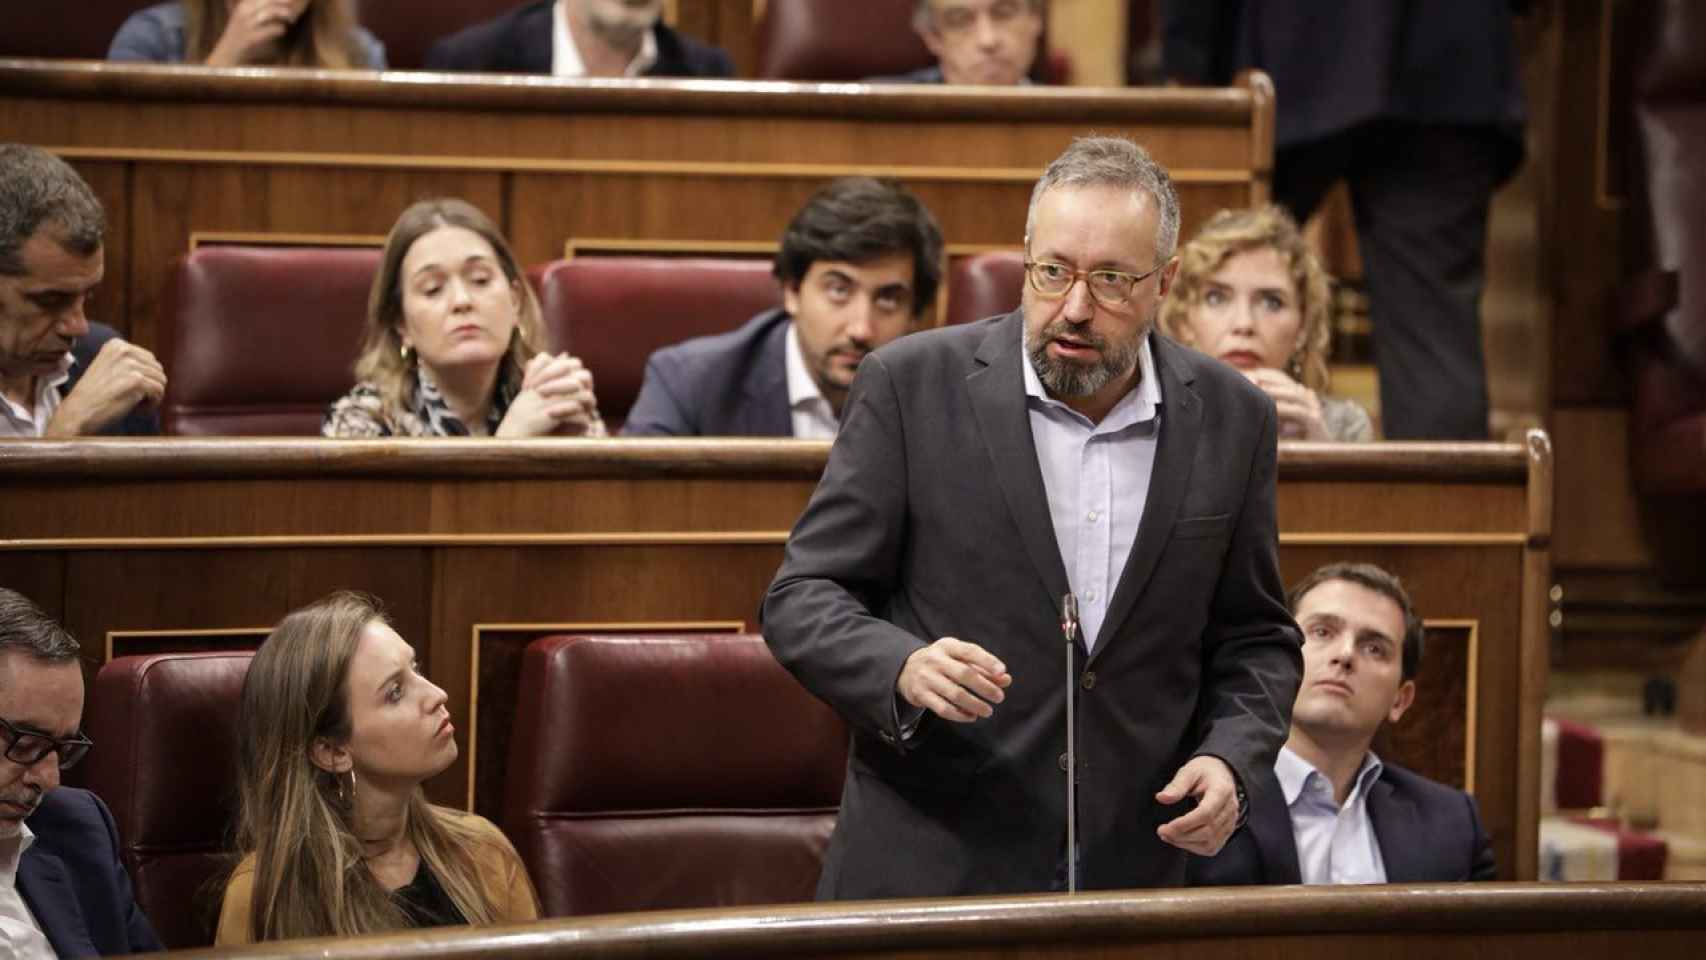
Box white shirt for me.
[1023,331,1162,652]
[783,322,840,440]
[0,353,72,438]
[1276,744,1389,885]
[552,0,659,77]
[1,824,57,960]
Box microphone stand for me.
[1061,592,1079,893]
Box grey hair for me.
[1024,135,1180,265]
[0,144,105,276]
[0,588,80,667]
[912,0,1044,32]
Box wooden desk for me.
[0,60,1273,348]
[0,435,1549,878]
[167,883,1706,959]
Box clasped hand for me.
[495,352,605,437]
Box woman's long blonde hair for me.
[183,0,367,67]
[232,591,502,941]
[353,198,545,418]
[1158,205,1336,393]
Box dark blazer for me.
[621,308,793,437]
[1162,0,1525,163]
[18,787,162,957]
[762,311,1303,898]
[1186,762,1498,885]
[424,1,733,77]
[63,322,160,436]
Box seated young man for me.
[1188,562,1497,885]
[621,177,943,437]
[426,0,731,78]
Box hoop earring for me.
[399,342,415,364]
[335,769,357,809]
[1287,353,1304,381]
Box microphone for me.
[1061,591,1079,893]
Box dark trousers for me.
[1276,121,1506,440]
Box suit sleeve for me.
[620,352,695,436]
[1191,399,1303,798]
[1467,793,1498,881]
[90,793,164,953]
[762,353,928,741]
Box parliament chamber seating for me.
[501,634,848,917]
[357,0,526,72]
[946,250,1026,326]
[1622,0,1706,503]
[533,256,781,429]
[755,0,932,81]
[77,652,254,950]
[160,245,378,435]
[0,0,151,60]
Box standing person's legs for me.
[1346,122,1503,440]
[1271,130,1357,227]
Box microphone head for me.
[1060,592,1079,636]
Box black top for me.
[393,860,467,929]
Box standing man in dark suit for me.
[1163,1,1527,440]
[622,177,944,437]
[425,0,732,78]
[0,145,163,438]
[1189,562,1497,886]
[0,588,160,956]
[763,136,1302,898]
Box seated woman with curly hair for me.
[215,591,538,944]
[324,197,605,438]
[1159,205,1374,441]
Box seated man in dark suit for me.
[1189,562,1496,885]
[425,0,732,77]
[622,177,943,437]
[0,588,161,956]
[0,145,163,438]
[869,0,1042,85]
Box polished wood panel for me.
[0,60,1273,347]
[2,438,1547,878]
[164,884,1706,959]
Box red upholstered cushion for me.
[502,634,846,917]
[756,0,931,80]
[533,257,781,430]
[160,246,378,435]
[0,1,153,59]
[1549,716,1605,811]
[80,652,254,949]
[1570,818,1670,881]
[947,251,1026,326]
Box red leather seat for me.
[358,0,523,71]
[78,652,254,950]
[502,634,847,917]
[0,1,152,59]
[947,250,1026,326]
[756,0,931,81]
[160,245,378,435]
[533,257,781,430]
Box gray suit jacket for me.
[1186,762,1497,885]
[621,308,793,437]
[762,311,1302,898]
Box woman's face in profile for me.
[339,620,458,787]
[1186,246,1303,373]
[396,225,521,376]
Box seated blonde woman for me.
[216,591,538,944]
[325,198,605,438]
[1159,206,1374,441]
[108,0,386,67]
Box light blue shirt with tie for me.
[1023,331,1162,652]
[1276,744,1389,884]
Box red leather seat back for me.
[0,1,153,59]
[534,257,781,430]
[502,634,847,916]
[946,250,1026,326]
[160,246,378,435]
[80,652,254,949]
[756,0,931,80]
[357,0,524,71]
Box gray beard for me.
[1025,324,1143,399]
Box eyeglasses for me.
[1024,259,1165,307]
[0,716,93,770]
[935,0,1030,33]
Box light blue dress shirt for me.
[1023,331,1162,652]
[1275,744,1389,884]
